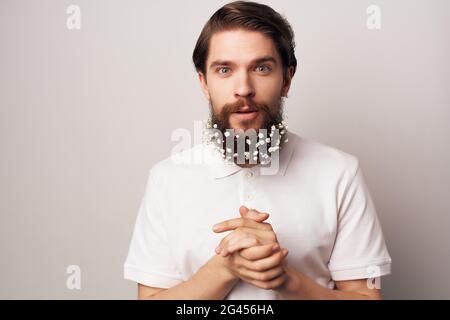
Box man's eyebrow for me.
[208,56,277,69]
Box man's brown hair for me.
[192,1,297,81]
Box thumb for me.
[239,205,249,216]
[239,205,269,222]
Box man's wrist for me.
[276,266,302,297]
[208,254,239,285]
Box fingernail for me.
[220,249,228,256]
[272,244,279,251]
[215,246,221,254]
[213,225,219,231]
[282,249,289,256]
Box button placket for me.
[241,169,256,205]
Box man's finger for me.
[242,273,287,290]
[239,243,279,261]
[225,237,260,255]
[238,265,285,282]
[239,206,269,222]
[216,231,251,256]
[213,217,272,233]
[215,226,271,254]
[242,248,288,272]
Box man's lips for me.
[234,106,258,113]
[232,107,259,121]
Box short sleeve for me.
[123,167,183,288]
[328,162,392,281]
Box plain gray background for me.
[1,0,449,299]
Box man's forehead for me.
[207,29,279,65]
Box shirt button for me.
[245,171,253,178]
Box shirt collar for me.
[205,131,297,180]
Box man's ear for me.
[198,72,211,101]
[281,66,295,98]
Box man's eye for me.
[255,65,271,73]
[217,67,231,74]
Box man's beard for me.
[205,95,288,166]
[210,96,285,134]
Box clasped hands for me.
[212,205,289,290]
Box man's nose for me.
[234,71,255,98]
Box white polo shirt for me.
[124,131,392,299]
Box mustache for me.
[222,99,270,115]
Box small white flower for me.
[202,118,288,165]
[253,156,258,161]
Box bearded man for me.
[124,1,392,300]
